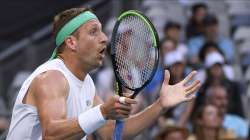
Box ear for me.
[64,36,77,51]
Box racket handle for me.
[112,120,124,140]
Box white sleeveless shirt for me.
[7,59,96,140]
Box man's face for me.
[211,87,228,114]
[74,19,108,70]
[194,7,207,22]
[209,63,223,78]
[161,40,176,56]
[165,28,180,42]
[200,105,222,129]
[205,24,218,41]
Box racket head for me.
[110,10,159,96]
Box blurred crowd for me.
[0,1,250,140]
[96,1,250,140]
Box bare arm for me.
[29,70,85,140]
[27,70,137,140]
[94,95,115,140]
[96,96,163,140]
[123,70,200,138]
[122,99,162,139]
[97,70,200,139]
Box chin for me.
[98,61,104,67]
[91,57,104,69]
[94,61,104,68]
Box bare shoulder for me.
[31,70,69,99]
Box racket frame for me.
[110,10,160,98]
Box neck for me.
[58,55,88,81]
[202,127,218,140]
[205,34,217,42]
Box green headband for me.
[50,11,98,59]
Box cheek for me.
[173,30,180,37]
[205,113,220,126]
[210,67,221,75]
[203,117,213,127]
[81,38,95,48]
[203,116,211,123]
[197,11,205,19]
[78,37,96,53]
[211,26,218,32]
[169,30,177,37]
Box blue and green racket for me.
[110,10,159,140]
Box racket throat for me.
[131,90,140,99]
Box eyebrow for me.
[86,21,102,30]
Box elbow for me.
[42,123,60,140]
[42,130,64,140]
[42,129,58,140]
[42,135,57,140]
[42,135,56,140]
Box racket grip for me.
[112,120,124,140]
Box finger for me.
[115,103,132,111]
[113,95,120,102]
[185,94,197,102]
[182,71,197,85]
[124,97,137,104]
[186,82,201,96]
[119,97,126,104]
[185,80,200,92]
[115,110,130,119]
[116,109,131,116]
[163,70,170,85]
[123,92,133,97]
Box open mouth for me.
[99,48,105,54]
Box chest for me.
[66,81,95,118]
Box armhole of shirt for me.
[18,69,69,111]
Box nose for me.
[100,32,108,45]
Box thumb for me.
[163,70,170,85]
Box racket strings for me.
[114,15,157,89]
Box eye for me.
[89,27,98,35]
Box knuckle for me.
[115,109,120,113]
[114,103,120,108]
[113,96,119,101]
[125,111,130,115]
[123,105,130,111]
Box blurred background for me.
[0,0,250,140]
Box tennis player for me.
[6,8,200,140]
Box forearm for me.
[43,118,84,140]
[43,105,106,140]
[122,99,164,139]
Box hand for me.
[159,70,201,108]
[100,95,137,120]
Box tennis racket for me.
[110,10,160,140]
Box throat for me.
[58,56,87,81]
